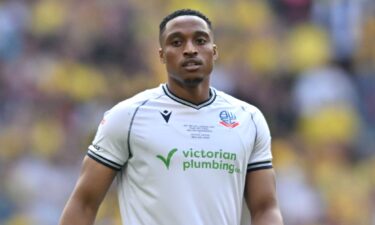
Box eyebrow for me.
[165,30,211,41]
[194,31,210,38]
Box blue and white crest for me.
[219,110,239,128]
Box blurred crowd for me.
[0,0,374,224]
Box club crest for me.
[219,110,239,128]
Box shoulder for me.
[108,85,164,115]
[98,86,164,127]
[214,88,263,116]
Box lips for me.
[181,59,203,67]
[181,58,203,71]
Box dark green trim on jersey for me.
[250,112,258,149]
[127,99,150,158]
[162,84,216,109]
[247,160,272,172]
[87,149,122,171]
[247,165,273,172]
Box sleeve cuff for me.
[247,160,272,172]
[87,149,123,171]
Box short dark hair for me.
[159,9,212,39]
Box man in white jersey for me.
[59,9,283,225]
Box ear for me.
[159,48,166,64]
[213,44,219,61]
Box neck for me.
[166,80,210,105]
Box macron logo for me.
[160,110,172,123]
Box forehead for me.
[163,15,211,37]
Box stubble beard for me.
[183,77,204,87]
[169,71,206,88]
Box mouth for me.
[181,59,203,71]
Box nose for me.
[183,41,198,57]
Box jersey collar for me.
[162,84,216,110]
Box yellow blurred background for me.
[0,0,374,225]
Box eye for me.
[171,39,182,47]
[196,37,207,45]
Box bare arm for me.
[59,156,117,225]
[244,168,283,225]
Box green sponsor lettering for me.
[183,160,193,171]
[182,150,190,157]
[156,148,178,169]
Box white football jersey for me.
[88,84,273,225]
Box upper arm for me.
[70,156,117,208]
[59,103,131,225]
[244,169,277,213]
[59,156,117,225]
[244,169,283,225]
[244,109,283,224]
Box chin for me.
[183,77,204,87]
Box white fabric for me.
[88,84,272,225]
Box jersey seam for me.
[250,112,258,151]
[127,99,149,158]
[127,93,165,159]
[215,94,237,107]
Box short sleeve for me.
[87,104,131,171]
[247,108,273,172]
